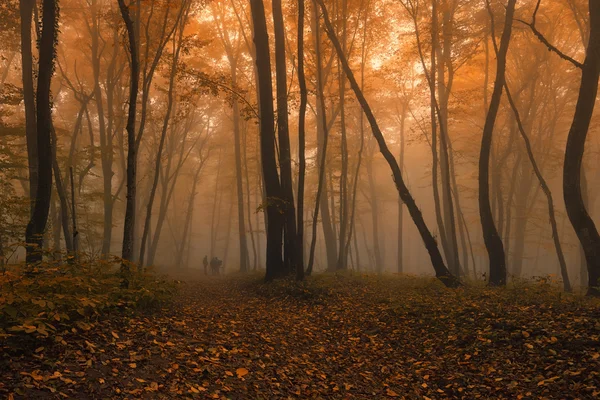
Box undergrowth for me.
[0,256,176,345]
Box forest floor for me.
[2,273,600,399]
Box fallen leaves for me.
[2,276,600,399]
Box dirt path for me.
[3,276,600,399]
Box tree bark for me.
[19,0,38,215]
[306,2,331,277]
[478,0,516,286]
[563,0,600,297]
[272,0,299,276]
[119,0,140,282]
[250,0,285,281]
[296,0,308,280]
[25,0,58,263]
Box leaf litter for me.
[1,274,599,399]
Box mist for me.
[1,0,599,291]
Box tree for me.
[119,0,140,278]
[563,0,600,296]
[296,0,308,280]
[25,0,59,263]
[19,0,37,215]
[478,0,516,286]
[272,0,299,275]
[249,0,285,281]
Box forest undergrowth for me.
[1,272,599,399]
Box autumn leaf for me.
[386,388,399,397]
[236,367,249,377]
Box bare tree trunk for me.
[397,104,406,273]
[25,0,58,263]
[563,0,600,297]
[272,0,299,275]
[139,7,188,267]
[88,0,114,258]
[366,154,383,272]
[316,0,459,287]
[503,84,571,291]
[296,0,308,280]
[250,0,285,281]
[51,129,74,254]
[478,0,516,286]
[119,0,140,281]
[306,3,331,276]
[312,4,338,270]
[19,0,38,214]
[344,4,369,271]
[429,0,450,269]
[336,0,349,271]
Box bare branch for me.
[516,0,583,69]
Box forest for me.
[1,0,600,398]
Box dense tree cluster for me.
[1,0,600,294]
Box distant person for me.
[203,255,208,275]
[210,257,223,276]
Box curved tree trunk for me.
[478,0,516,286]
[563,0,600,297]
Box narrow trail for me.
[4,276,600,399]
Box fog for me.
[1,0,599,292]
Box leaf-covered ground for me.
[2,274,600,399]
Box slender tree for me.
[119,0,140,277]
[296,0,308,280]
[250,0,285,281]
[563,0,600,296]
[19,0,37,214]
[25,0,59,263]
[478,0,516,286]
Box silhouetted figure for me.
[203,255,208,275]
[210,257,223,276]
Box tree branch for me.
[516,0,582,69]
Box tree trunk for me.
[250,0,285,281]
[397,104,406,273]
[502,83,572,291]
[296,0,308,280]
[312,4,338,270]
[563,0,600,297]
[306,3,331,277]
[336,0,349,271]
[25,0,58,264]
[19,0,38,215]
[51,129,74,254]
[119,0,140,282]
[139,8,187,267]
[478,0,516,286]
[272,0,299,276]
[316,0,460,287]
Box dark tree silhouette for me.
[25,0,59,263]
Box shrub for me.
[0,256,176,342]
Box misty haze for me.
[1,0,600,398]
